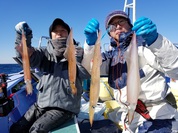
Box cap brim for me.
[106,14,128,27]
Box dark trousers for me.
[10,103,74,133]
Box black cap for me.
[49,18,70,38]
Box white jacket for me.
[82,34,178,132]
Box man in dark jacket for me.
[10,18,90,133]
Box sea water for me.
[0,64,22,74]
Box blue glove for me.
[15,21,33,47]
[84,18,99,45]
[132,17,158,46]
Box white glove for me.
[15,21,33,46]
[15,21,32,35]
[15,21,33,57]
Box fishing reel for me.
[0,73,14,117]
[0,73,8,97]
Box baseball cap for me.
[49,18,70,38]
[105,10,131,29]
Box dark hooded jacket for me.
[29,38,90,114]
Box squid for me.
[89,31,101,126]
[21,30,33,95]
[65,28,77,95]
[124,32,140,125]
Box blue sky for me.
[0,0,178,64]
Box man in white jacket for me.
[82,10,178,132]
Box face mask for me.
[51,38,67,57]
[110,31,133,49]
